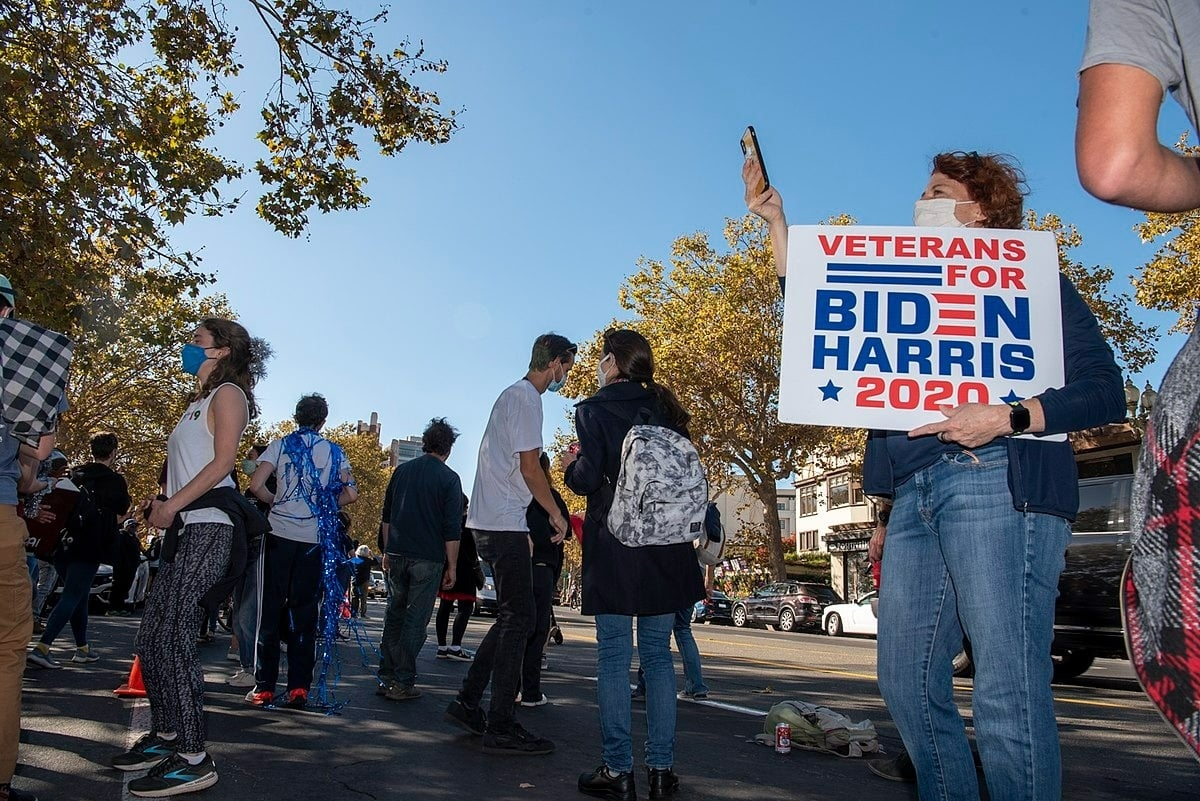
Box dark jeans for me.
[378,555,443,688]
[350,581,368,618]
[458,531,534,733]
[41,559,98,648]
[109,560,136,613]
[436,598,476,647]
[255,536,322,693]
[521,562,557,698]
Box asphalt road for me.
[13,602,1200,800]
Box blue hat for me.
[0,274,14,308]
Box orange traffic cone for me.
[114,655,147,698]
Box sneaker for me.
[128,752,218,797]
[0,783,39,801]
[444,698,487,736]
[384,684,421,702]
[284,688,308,709]
[678,690,708,701]
[482,722,555,755]
[375,681,392,696]
[26,645,60,670]
[71,645,100,663]
[436,647,450,659]
[225,649,239,662]
[226,669,256,688]
[246,690,274,706]
[867,751,917,783]
[520,693,550,707]
[112,731,178,772]
[446,648,474,662]
[541,654,549,670]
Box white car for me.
[822,591,878,637]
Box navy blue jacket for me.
[564,381,706,616]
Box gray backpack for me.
[606,406,709,548]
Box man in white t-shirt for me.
[248,394,357,709]
[445,333,574,755]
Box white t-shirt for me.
[167,384,247,526]
[259,430,350,544]
[467,378,543,532]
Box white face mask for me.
[596,354,613,388]
[913,198,975,228]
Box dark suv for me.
[732,581,842,632]
[1051,473,1133,679]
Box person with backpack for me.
[28,432,130,669]
[519,452,571,706]
[563,329,705,801]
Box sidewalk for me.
[15,606,915,801]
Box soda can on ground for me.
[775,722,791,754]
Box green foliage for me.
[0,0,457,334]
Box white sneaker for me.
[520,693,550,707]
[227,669,256,688]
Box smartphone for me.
[741,125,770,196]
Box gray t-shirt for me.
[1082,0,1200,128]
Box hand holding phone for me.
[741,126,770,196]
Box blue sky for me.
[172,1,1190,489]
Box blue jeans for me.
[877,444,1070,801]
[459,531,535,733]
[233,554,261,672]
[378,555,443,689]
[41,559,98,648]
[634,609,709,697]
[596,613,676,773]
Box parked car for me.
[822,591,878,637]
[691,590,733,624]
[477,559,498,615]
[45,562,114,614]
[732,581,841,632]
[368,569,387,599]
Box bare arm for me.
[337,468,358,507]
[743,157,789,276]
[442,540,460,590]
[1077,63,1200,212]
[249,461,276,505]
[149,385,247,528]
[519,448,567,539]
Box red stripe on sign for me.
[938,309,976,320]
[934,325,976,336]
[932,293,975,305]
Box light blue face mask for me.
[181,343,209,376]
[547,362,567,393]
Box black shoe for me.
[867,751,917,783]
[647,767,679,799]
[579,765,636,801]
[0,784,40,801]
[444,699,487,736]
[482,722,555,755]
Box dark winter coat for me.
[564,381,705,617]
[66,462,131,565]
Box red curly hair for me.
[931,151,1027,230]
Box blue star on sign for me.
[1000,390,1024,404]
[819,380,843,401]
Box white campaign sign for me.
[778,225,1064,431]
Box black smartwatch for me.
[1008,401,1031,435]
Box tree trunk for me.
[751,480,787,580]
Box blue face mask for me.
[181,343,210,376]
[547,362,567,393]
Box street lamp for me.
[1124,378,1140,418]
[1124,377,1159,425]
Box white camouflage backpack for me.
[606,406,709,548]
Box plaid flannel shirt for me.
[0,317,73,446]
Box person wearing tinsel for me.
[247,394,358,710]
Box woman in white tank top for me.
[113,318,263,798]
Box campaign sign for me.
[778,226,1064,431]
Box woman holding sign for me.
[745,150,1124,801]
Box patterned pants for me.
[135,523,232,753]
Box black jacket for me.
[527,488,570,578]
[66,462,131,565]
[440,523,481,598]
[564,381,705,616]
